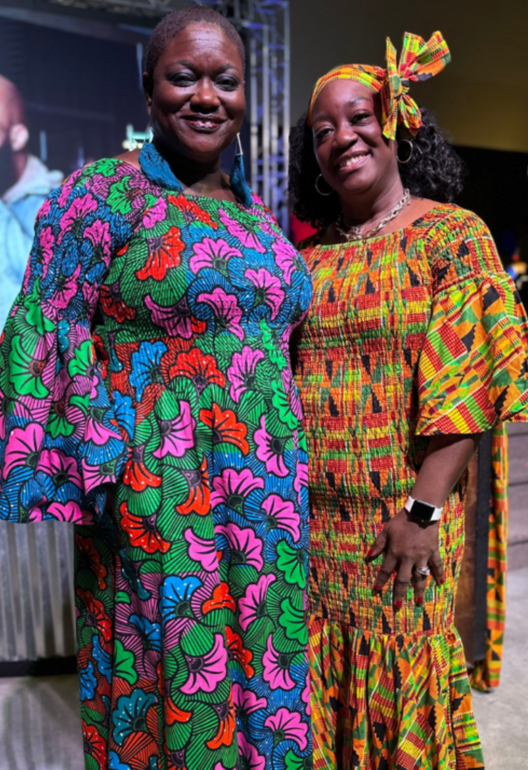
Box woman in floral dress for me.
[0,8,312,770]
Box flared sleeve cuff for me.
[416,271,528,435]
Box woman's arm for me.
[366,433,480,608]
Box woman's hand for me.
[365,508,444,609]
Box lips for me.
[181,116,226,133]
[336,151,370,171]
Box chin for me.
[335,170,377,197]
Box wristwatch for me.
[404,496,442,523]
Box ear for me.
[9,123,29,152]
[143,72,153,113]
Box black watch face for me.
[410,500,435,522]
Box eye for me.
[168,72,196,86]
[216,75,240,91]
[351,111,372,124]
[314,127,332,143]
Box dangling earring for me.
[229,133,252,206]
[315,173,334,196]
[397,139,413,164]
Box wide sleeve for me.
[0,161,143,523]
[416,209,528,435]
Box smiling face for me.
[311,79,399,201]
[144,22,245,166]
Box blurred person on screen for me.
[0,75,62,328]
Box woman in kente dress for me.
[289,32,528,769]
[0,8,312,770]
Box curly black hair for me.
[289,107,466,230]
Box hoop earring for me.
[315,174,334,196]
[397,139,413,165]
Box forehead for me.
[157,22,243,72]
[312,79,376,121]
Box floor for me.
[0,568,527,769]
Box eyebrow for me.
[312,96,371,123]
[170,60,239,73]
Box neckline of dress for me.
[306,203,456,252]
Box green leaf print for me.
[279,598,308,645]
[8,335,49,399]
[115,591,131,605]
[284,750,312,770]
[69,392,91,415]
[68,340,94,378]
[48,405,75,439]
[107,178,133,215]
[276,541,307,589]
[25,282,54,333]
[260,320,287,370]
[272,381,299,430]
[113,640,137,685]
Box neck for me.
[339,175,405,227]
[156,140,228,195]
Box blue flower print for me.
[109,752,131,770]
[112,689,158,746]
[57,319,70,355]
[112,391,136,439]
[79,660,97,701]
[129,614,162,652]
[159,575,202,624]
[130,341,167,401]
[92,634,112,683]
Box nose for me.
[334,120,359,150]
[190,77,221,112]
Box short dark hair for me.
[289,106,466,230]
[144,6,245,77]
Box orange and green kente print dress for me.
[294,204,528,770]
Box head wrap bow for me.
[307,31,451,140]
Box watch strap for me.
[404,495,442,522]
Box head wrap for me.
[307,31,451,140]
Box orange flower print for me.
[76,589,112,642]
[120,502,171,554]
[202,582,237,615]
[123,444,162,492]
[81,721,107,770]
[206,697,236,749]
[225,626,254,678]
[199,403,249,455]
[136,226,185,281]
[177,456,211,516]
[169,348,225,396]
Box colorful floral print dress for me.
[294,205,528,770]
[0,142,313,770]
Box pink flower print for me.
[226,347,264,403]
[254,415,289,477]
[210,468,264,512]
[38,227,55,277]
[272,239,300,285]
[238,574,276,631]
[180,633,227,694]
[261,494,300,542]
[37,449,82,488]
[184,528,219,572]
[189,237,242,276]
[0,383,6,441]
[39,197,52,218]
[237,734,265,770]
[51,263,81,310]
[245,268,285,320]
[219,209,266,254]
[232,683,267,717]
[302,671,311,715]
[81,459,116,493]
[153,401,195,459]
[84,220,112,265]
[82,281,99,310]
[214,524,263,570]
[47,501,84,523]
[3,423,44,479]
[294,461,309,507]
[262,636,296,691]
[143,196,167,228]
[145,295,206,339]
[58,194,98,244]
[85,416,122,446]
[57,170,83,208]
[264,707,308,750]
[197,288,244,341]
